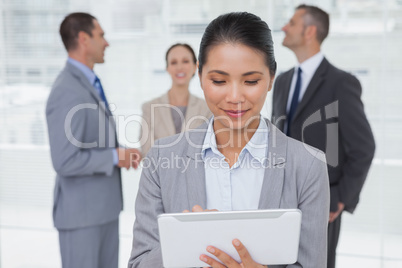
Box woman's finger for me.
[205,246,240,267]
[199,254,227,268]
[192,205,204,212]
[232,239,254,267]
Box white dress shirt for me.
[201,116,269,211]
[286,51,325,113]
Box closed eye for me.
[245,80,259,85]
[212,80,225,85]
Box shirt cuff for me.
[112,149,119,166]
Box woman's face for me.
[166,46,197,87]
[199,43,274,132]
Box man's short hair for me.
[60,12,96,51]
[296,4,329,44]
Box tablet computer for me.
[158,209,301,267]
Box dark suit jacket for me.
[46,62,122,230]
[272,57,375,213]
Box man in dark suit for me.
[271,5,375,268]
[46,13,141,268]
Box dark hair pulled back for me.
[198,12,276,77]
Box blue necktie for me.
[94,76,109,108]
[286,67,302,136]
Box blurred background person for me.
[140,43,212,156]
[46,12,141,268]
[271,5,375,268]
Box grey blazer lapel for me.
[258,120,287,209]
[66,62,113,117]
[182,120,287,210]
[292,58,329,123]
[184,123,209,209]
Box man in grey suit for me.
[46,12,141,268]
[271,5,375,268]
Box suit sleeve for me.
[336,74,375,212]
[140,102,152,157]
[286,150,330,268]
[46,84,115,177]
[128,145,164,268]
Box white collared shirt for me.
[201,116,269,211]
[286,51,325,113]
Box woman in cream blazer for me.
[140,43,212,156]
[140,92,211,155]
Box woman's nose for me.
[226,83,244,103]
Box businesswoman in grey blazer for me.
[129,12,330,268]
[140,43,212,156]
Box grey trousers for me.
[327,213,342,268]
[58,219,119,268]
